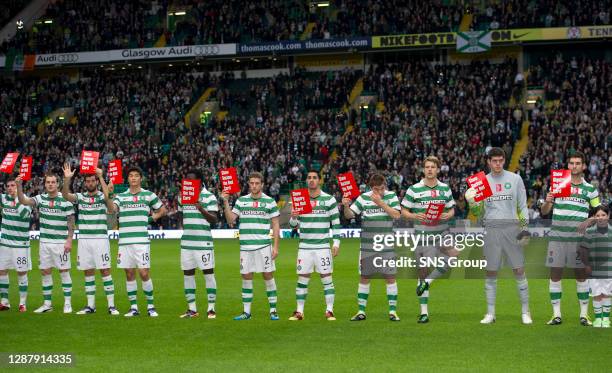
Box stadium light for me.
[44,20,53,24]
[174,11,186,15]
[317,2,330,7]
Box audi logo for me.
[193,45,220,56]
[57,54,79,63]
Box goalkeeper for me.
[465,147,532,325]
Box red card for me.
[0,152,19,173]
[18,156,33,181]
[290,188,312,215]
[181,179,201,205]
[550,169,571,198]
[466,171,493,202]
[423,203,445,226]
[80,150,99,174]
[219,167,240,194]
[108,159,123,184]
[337,172,359,199]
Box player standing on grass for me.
[0,177,33,312]
[178,170,219,319]
[288,170,341,321]
[540,151,600,326]
[343,173,401,321]
[110,167,167,317]
[465,147,532,324]
[62,164,118,315]
[16,173,75,314]
[579,205,611,328]
[401,156,457,324]
[220,172,280,321]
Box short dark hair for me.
[43,173,59,183]
[84,173,98,181]
[126,166,143,178]
[567,151,586,164]
[590,205,609,217]
[186,169,202,180]
[5,175,16,183]
[306,169,320,178]
[248,172,264,182]
[487,147,506,159]
[368,173,385,187]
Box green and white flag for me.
[456,31,491,53]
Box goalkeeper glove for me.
[464,187,478,205]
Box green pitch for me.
[0,238,608,372]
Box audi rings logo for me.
[193,45,220,56]
[57,53,79,63]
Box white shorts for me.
[545,241,584,268]
[181,249,215,271]
[297,249,332,275]
[589,279,612,297]
[240,245,275,274]
[117,244,150,269]
[0,246,32,271]
[39,242,71,270]
[77,239,111,270]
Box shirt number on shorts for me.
[201,253,211,264]
[16,257,27,265]
[59,253,69,263]
[320,257,331,267]
[101,253,110,263]
[264,256,270,265]
[142,252,150,262]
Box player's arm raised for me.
[288,202,299,228]
[540,191,554,216]
[220,192,238,226]
[97,168,115,213]
[371,192,400,220]
[62,162,77,203]
[15,176,35,206]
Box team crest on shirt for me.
[310,200,317,207]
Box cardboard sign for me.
[550,169,571,198]
[219,167,240,194]
[466,171,493,202]
[337,172,359,199]
[181,179,201,205]
[108,159,123,184]
[424,203,445,226]
[290,188,312,215]
[0,152,19,173]
[80,150,99,174]
[18,156,33,181]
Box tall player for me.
[17,173,75,314]
[343,173,401,321]
[540,151,600,326]
[465,147,532,324]
[62,164,118,315]
[579,205,611,328]
[0,177,33,312]
[220,172,280,321]
[109,167,167,317]
[401,156,457,323]
[178,170,219,319]
[288,170,341,321]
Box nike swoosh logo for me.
[513,32,530,39]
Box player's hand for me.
[584,265,592,276]
[64,240,72,253]
[440,212,452,221]
[15,175,23,185]
[370,192,383,206]
[108,181,114,193]
[220,191,230,201]
[517,230,530,247]
[95,168,103,178]
[545,192,555,203]
[271,246,279,260]
[341,197,351,207]
[415,212,428,222]
[577,218,594,234]
[63,162,75,178]
[464,187,477,205]
[332,246,339,257]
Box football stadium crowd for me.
[1,0,609,54]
